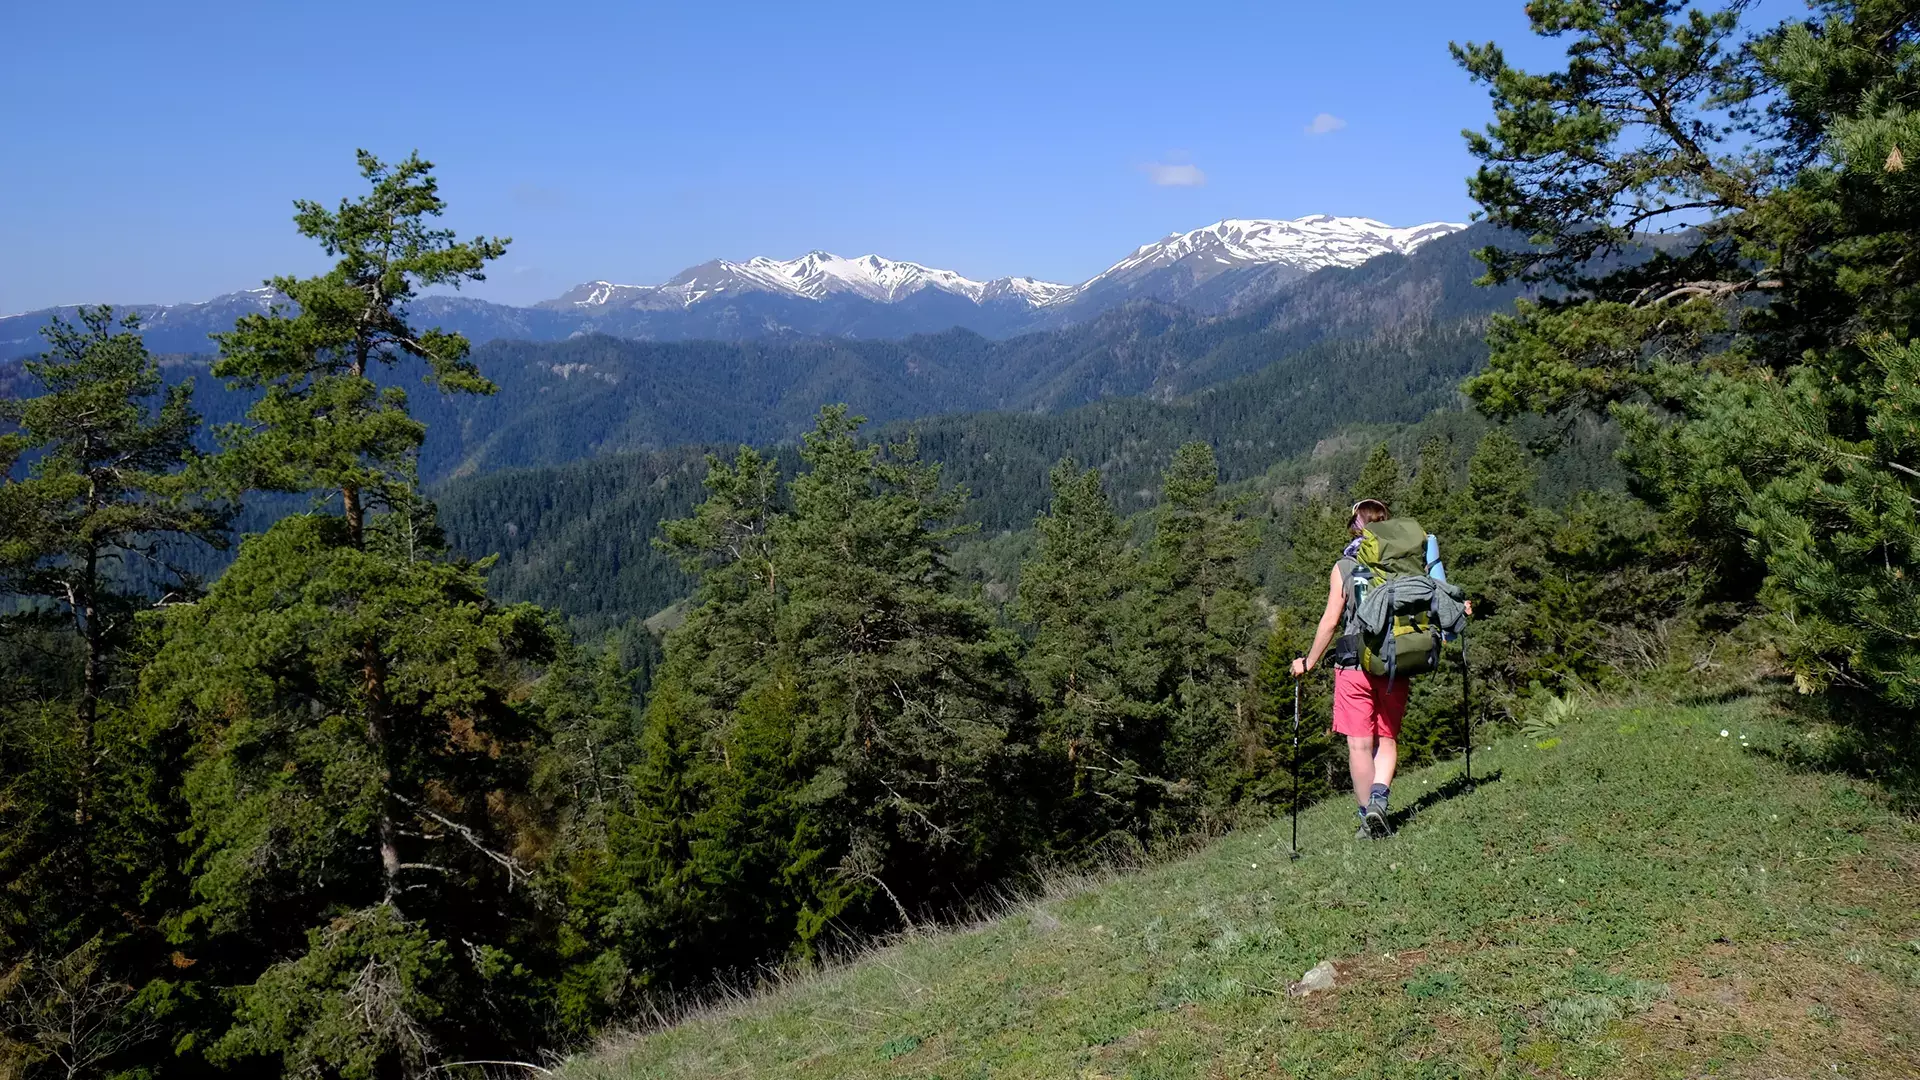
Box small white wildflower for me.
[1250,863,1258,869]
[1720,729,1731,737]
[1558,877,1567,884]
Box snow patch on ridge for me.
[544,257,1073,311]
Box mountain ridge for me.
[0,215,1467,357]
[535,252,1075,311]
[536,214,1465,314]
[1,224,1522,489]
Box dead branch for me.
[388,791,531,889]
[1633,275,1781,307]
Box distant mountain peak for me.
[540,252,1071,312]
[1082,215,1468,295]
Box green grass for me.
[566,697,1920,1079]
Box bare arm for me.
[1291,565,1345,677]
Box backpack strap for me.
[1332,557,1365,669]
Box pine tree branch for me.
[1829,449,1920,483]
[877,779,957,846]
[1078,744,1184,793]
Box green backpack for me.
[1336,517,1444,679]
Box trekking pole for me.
[1459,625,1473,785]
[1289,679,1302,860]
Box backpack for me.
[1334,517,1445,679]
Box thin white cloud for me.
[1142,162,1207,187]
[1305,113,1347,136]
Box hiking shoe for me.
[1363,795,1391,839]
[1354,822,1373,841]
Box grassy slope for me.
[569,697,1919,1080]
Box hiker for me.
[1291,499,1468,840]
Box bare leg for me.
[1347,735,1375,807]
[1372,737,1399,791]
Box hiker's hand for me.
[1464,600,1474,616]
[1290,657,1308,678]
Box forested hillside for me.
[436,316,1510,632]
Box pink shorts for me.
[1331,667,1408,739]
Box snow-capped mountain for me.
[539,215,1464,317]
[1084,216,1462,290]
[1067,215,1465,312]
[538,253,1072,312]
[982,276,1077,306]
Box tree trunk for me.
[343,483,365,549]
[363,642,401,906]
[75,546,100,829]
[345,347,368,549]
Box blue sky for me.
[2,0,1574,312]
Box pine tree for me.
[589,448,801,990]
[523,640,643,1036]
[0,309,225,1050]
[1145,443,1261,824]
[773,407,1021,928]
[1742,336,1920,707]
[655,447,785,721]
[685,669,829,968]
[605,678,711,986]
[1454,0,1920,718]
[619,408,1026,977]
[1250,624,1339,810]
[208,149,508,912]
[1015,460,1158,844]
[0,308,225,831]
[1404,435,1456,531]
[144,513,567,1074]
[1447,431,1566,714]
[139,152,571,1075]
[1350,442,1400,510]
[212,150,507,546]
[1275,493,1347,599]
